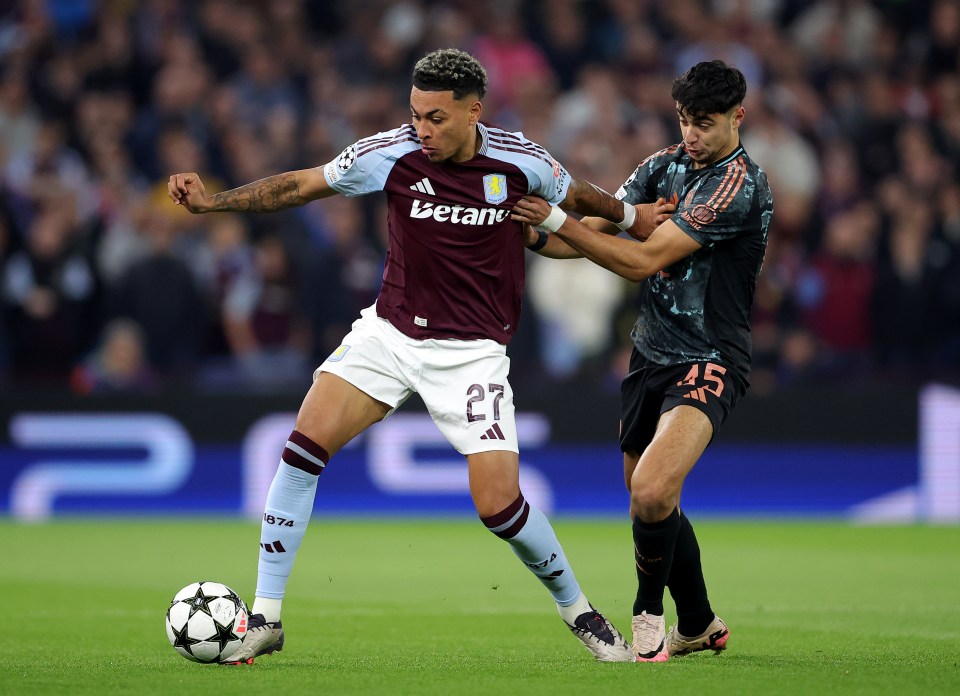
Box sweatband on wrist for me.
[526,229,549,252]
[615,201,637,230]
[536,206,568,232]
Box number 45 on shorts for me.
[676,362,727,403]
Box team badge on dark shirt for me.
[483,173,508,204]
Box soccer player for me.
[512,60,774,662]
[168,48,643,663]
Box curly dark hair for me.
[671,60,747,120]
[412,48,487,101]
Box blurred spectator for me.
[4,116,95,231]
[228,40,303,133]
[71,318,156,394]
[796,202,879,377]
[106,202,207,377]
[672,10,763,88]
[895,122,951,199]
[471,0,555,124]
[0,200,15,374]
[0,67,39,167]
[148,123,225,226]
[935,182,960,371]
[534,0,594,91]
[301,196,384,362]
[83,7,153,105]
[127,32,213,180]
[549,64,633,163]
[527,255,626,379]
[185,212,256,360]
[873,200,943,378]
[923,0,960,79]
[790,0,881,69]
[1,204,98,381]
[741,99,819,242]
[203,232,312,389]
[814,139,864,236]
[850,71,900,182]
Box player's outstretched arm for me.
[561,180,677,241]
[168,168,335,214]
[520,221,582,259]
[512,196,700,282]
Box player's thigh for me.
[632,405,713,497]
[623,451,641,493]
[417,340,518,456]
[631,359,742,495]
[315,307,415,413]
[295,372,391,457]
[619,350,662,466]
[467,449,521,517]
[630,407,710,521]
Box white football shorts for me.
[315,305,518,455]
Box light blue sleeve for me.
[321,127,419,197]
[485,129,571,204]
[528,155,571,205]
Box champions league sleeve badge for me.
[482,173,508,204]
[325,144,357,184]
[337,145,357,172]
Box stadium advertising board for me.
[0,384,956,522]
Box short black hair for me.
[412,48,487,101]
[671,60,747,120]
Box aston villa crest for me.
[483,173,508,204]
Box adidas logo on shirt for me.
[410,177,436,195]
[480,423,506,441]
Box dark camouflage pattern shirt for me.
[615,143,773,381]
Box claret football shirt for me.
[323,123,570,344]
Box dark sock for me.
[632,507,681,616]
[667,509,714,636]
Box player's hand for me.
[167,172,210,214]
[627,193,678,241]
[510,195,552,227]
[521,223,542,247]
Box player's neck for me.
[450,126,482,164]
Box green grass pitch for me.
[2,519,959,695]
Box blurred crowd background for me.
[1,0,958,397]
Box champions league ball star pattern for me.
[165,581,249,663]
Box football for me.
[165,581,249,663]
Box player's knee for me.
[630,486,675,522]
[474,490,519,520]
[478,490,527,537]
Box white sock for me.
[557,591,593,623]
[251,597,283,623]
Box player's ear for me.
[469,100,482,125]
[732,106,745,129]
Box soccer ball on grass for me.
[165,581,248,663]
